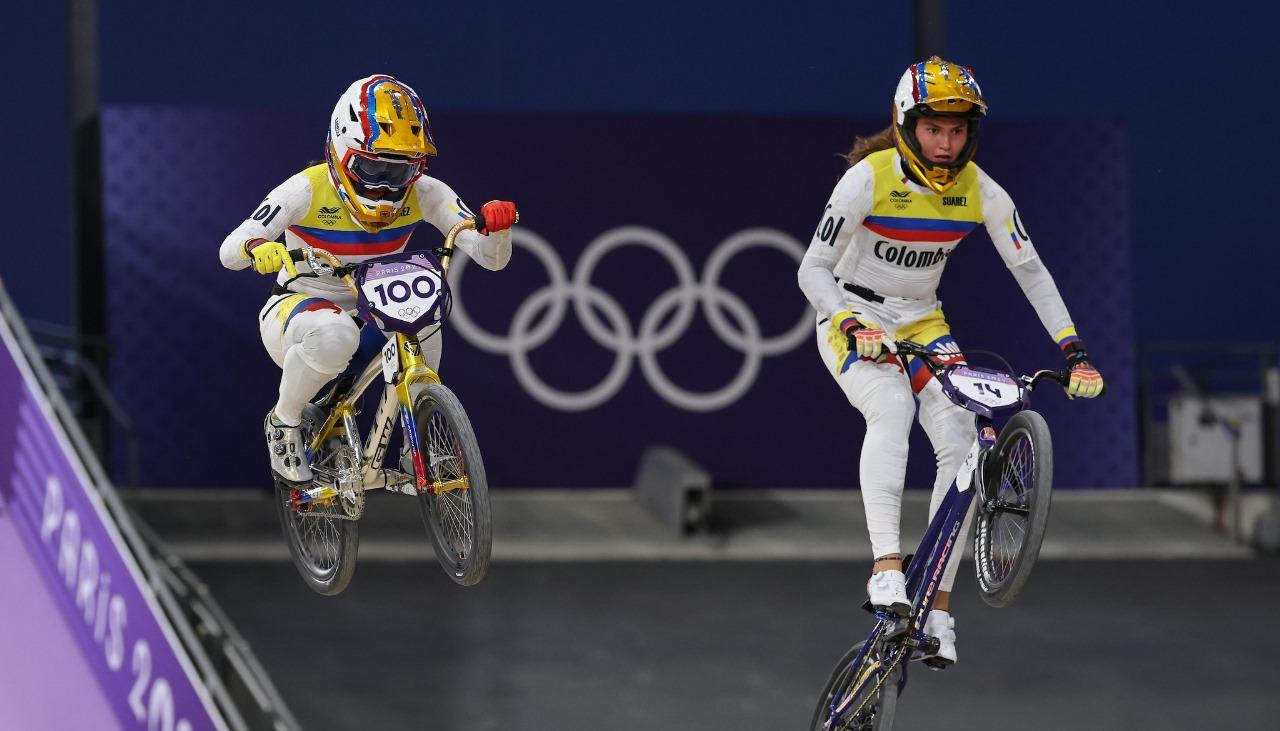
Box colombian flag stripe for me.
[1055,326,1080,349]
[288,223,419,256]
[865,215,976,232]
[910,363,935,393]
[907,335,965,393]
[360,75,393,146]
[282,297,342,332]
[864,216,977,243]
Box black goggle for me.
[347,155,422,189]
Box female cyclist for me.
[219,74,517,485]
[797,57,1103,667]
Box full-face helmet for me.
[892,57,987,194]
[326,75,436,231]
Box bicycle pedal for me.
[882,625,911,643]
[273,472,311,489]
[922,656,953,671]
[863,599,913,618]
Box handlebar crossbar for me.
[891,340,1070,391]
[285,216,484,297]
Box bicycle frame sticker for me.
[954,438,982,492]
[399,403,430,490]
[381,337,399,384]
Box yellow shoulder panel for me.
[295,164,422,232]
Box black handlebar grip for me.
[289,249,306,262]
[471,213,487,234]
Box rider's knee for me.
[930,409,976,470]
[300,320,360,375]
[860,385,915,436]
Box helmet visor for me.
[347,155,422,190]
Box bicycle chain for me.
[832,644,909,730]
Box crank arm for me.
[365,469,416,495]
[983,499,1030,517]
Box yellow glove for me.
[241,240,297,277]
[827,309,885,364]
[1067,363,1104,399]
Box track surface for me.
[194,559,1280,730]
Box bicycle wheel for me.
[972,409,1053,608]
[272,405,360,596]
[809,640,902,731]
[410,383,492,586]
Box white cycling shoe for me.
[264,412,312,484]
[921,609,958,668]
[866,570,912,616]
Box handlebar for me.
[286,215,496,296]
[891,340,1071,391]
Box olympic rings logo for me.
[398,305,423,319]
[448,226,812,412]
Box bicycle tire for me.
[809,640,900,731]
[409,383,492,586]
[972,409,1053,608]
[272,405,361,596]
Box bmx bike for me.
[810,339,1078,730]
[271,216,498,595]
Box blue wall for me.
[0,4,71,325]
[947,2,1277,343]
[6,2,1276,491]
[97,2,911,116]
[12,1,1274,344]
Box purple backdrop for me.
[102,108,1134,488]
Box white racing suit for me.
[798,149,1082,592]
[220,164,510,425]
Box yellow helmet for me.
[891,57,987,194]
[325,75,437,231]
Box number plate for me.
[949,366,1021,408]
[355,252,449,335]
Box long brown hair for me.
[843,124,896,168]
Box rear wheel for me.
[409,383,492,586]
[810,639,901,731]
[972,409,1053,608]
[272,405,361,596]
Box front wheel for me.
[972,409,1053,608]
[809,640,901,731]
[408,383,492,586]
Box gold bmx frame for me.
[293,217,478,506]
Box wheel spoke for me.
[826,642,899,731]
[282,427,362,582]
[422,404,476,560]
[977,423,1044,593]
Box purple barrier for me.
[0,307,226,730]
[0,506,122,730]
